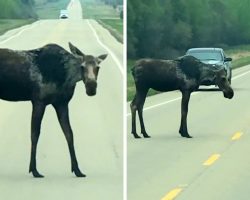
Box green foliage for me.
[34,0,69,19]
[0,0,37,19]
[100,19,123,34]
[128,0,250,59]
[79,0,119,19]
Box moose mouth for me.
[223,90,234,99]
[86,89,96,96]
[85,80,97,96]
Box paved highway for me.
[127,65,250,200]
[0,0,123,200]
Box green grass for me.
[0,0,36,19]
[127,60,135,101]
[225,45,250,55]
[98,18,123,43]
[99,19,123,34]
[0,19,35,35]
[231,56,250,69]
[127,45,250,101]
[35,0,70,19]
[80,1,119,19]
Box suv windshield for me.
[188,51,223,61]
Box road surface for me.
[0,0,123,200]
[127,65,250,200]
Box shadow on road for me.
[196,88,221,92]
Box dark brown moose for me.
[130,55,234,139]
[0,43,107,177]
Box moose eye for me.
[221,77,227,82]
[81,66,87,72]
[95,67,100,74]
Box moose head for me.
[69,42,108,96]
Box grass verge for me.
[80,1,119,19]
[99,19,123,34]
[0,19,35,36]
[231,56,250,69]
[79,0,123,42]
[97,19,123,43]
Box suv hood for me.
[201,60,223,65]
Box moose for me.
[130,55,234,139]
[0,42,107,177]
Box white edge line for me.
[127,68,250,116]
[87,19,124,76]
[0,21,41,45]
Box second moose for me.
[130,55,234,139]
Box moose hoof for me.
[31,170,44,178]
[142,133,151,138]
[73,169,86,178]
[180,133,192,138]
[132,133,141,139]
[183,135,192,138]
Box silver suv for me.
[186,48,232,84]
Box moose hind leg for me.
[53,103,86,177]
[136,88,149,138]
[29,102,46,178]
[130,96,141,138]
[179,91,192,138]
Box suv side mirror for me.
[225,57,232,62]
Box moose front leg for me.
[179,91,192,138]
[29,102,46,178]
[53,103,86,177]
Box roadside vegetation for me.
[79,0,123,43]
[34,0,69,19]
[0,19,35,36]
[0,0,37,19]
[0,0,69,36]
[127,0,250,101]
[0,0,36,36]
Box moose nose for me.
[224,89,234,99]
[85,80,97,96]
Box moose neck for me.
[64,62,82,85]
[199,64,217,83]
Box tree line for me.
[128,0,250,59]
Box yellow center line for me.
[161,188,183,200]
[44,20,68,44]
[231,132,243,141]
[203,154,220,166]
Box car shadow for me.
[196,88,221,92]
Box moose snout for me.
[223,88,234,99]
[85,80,97,96]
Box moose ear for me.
[97,54,108,63]
[69,42,85,57]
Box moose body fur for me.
[131,55,234,138]
[0,43,107,177]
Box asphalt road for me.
[127,65,250,200]
[0,0,123,200]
